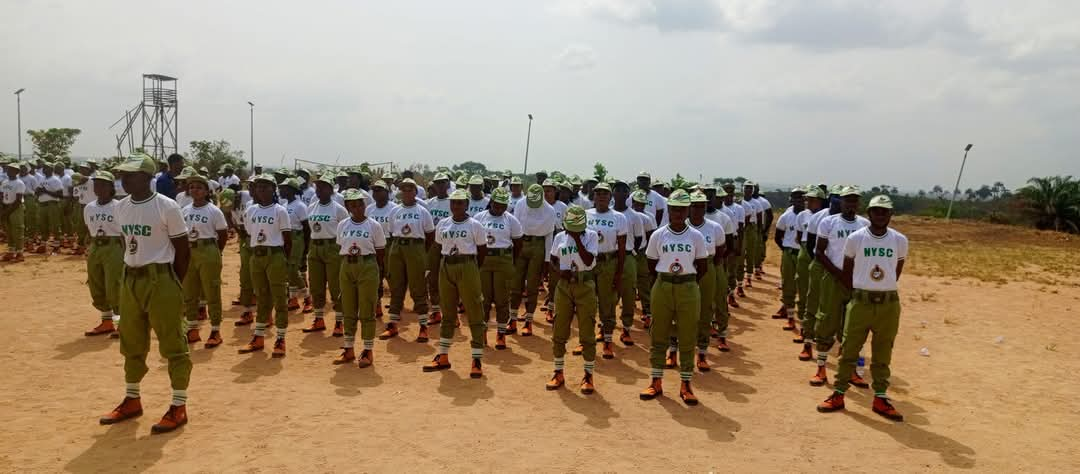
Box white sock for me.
[100,310,113,321]
[211,325,220,332]
[171,389,187,406]
[334,312,343,323]
[314,310,324,320]
[343,335,355,349]
[125,383,140,399]
[438,338,451,355]
[363,339,374,350]
[254,322,266,337]
[276,327,287,339]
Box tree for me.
[27,128,81,164]
[932,185,944,199]
[734,176,747,184]
[187,140,247,176]
[976,184,993,201]
[992,181,1007,199]
[452,161,488,177]
[917,189,927,198]
[1017,176,1080,232]
[593,162,608,182]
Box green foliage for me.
[27,128,81,164]
[1017,176,1080,233]
[452,161,488,177]
[668,173,698,191]
[593,162,608,182]
[187,140,247,177]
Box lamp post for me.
[247,101,255,175]
[522,114,533,181]
[946,143,974,222]
[14,88,25,161]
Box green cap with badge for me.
[667,189,691,207]
[252,174,277,186]
[71,172,86,184]
[371,179,388,190]
[569,176,583,186]
[468,175,484,186]
[509,176,522,186]
[542,179,556,188]
[690,190,708,203]
[631,190,648,204]
[314,174,335,187]
[829,184,844,195]
[804,187,824,199]
[219,188,236,209]
[637,171,651,179]
[840,185,862,197]
[91,170,115,183]
[491,187,510,205]
[186,173,209,187]
[791,186,806,194]
[557,180,571,190]
[113,153,157,175]
[563,205,587,233]
[455,175,467,187]
[398,178,417,189]
[449,189,469,201]
[526,184,544,208]
[868,195,893,209]
[279,177,301,191]
[592,181,611,192]
[715,187,728,198]
[433,172,450,182]
[342,188,369,202]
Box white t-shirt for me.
[19,175,38,196]
[576,192,594,210]
[182,203,228,241]
[84,199,122,237]
[807,210,831,242]
[706,209,737,236]
[207,179,221,194]
[219,174,240,189]
[512,199,556,237]
[61,174,73,197]
[551,201,568,231]
[331,192,347,207]
[435,217,487,255]
[336,217,387,256]
[466,197,490,217]
[690,219,726,256]
[114,179,127,198]
[549,229,599,271]
[175,191,193,210]
[754,196,772,216]
[775,207,801,249]
[625,190,666,220]
[231,191,253,229]
[475,210,523,249]
[426,196,452,225]
[621,208,644,252]
[301,186,316,206]
[740,199,759,224]
[796,209,817,243]
[645,225,708,275]
[508,194,525,213]
[586,208,628,254]
[75,180,96,205]
[117,193,188,267]
[308,200,350,240]
[635,209,657,250]
[244,203,291,247]
[844,227,908,292]
[722,201,745,227]
[38,176,63,203]
[818,214,870,268]
[284,198,308,231]
[389,204,434,240]
[2,178,25,204]
[365,202,398,238]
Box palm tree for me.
[1018,176,1080,232]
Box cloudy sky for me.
[2,0,1078,190]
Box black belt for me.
[252,246,284,256]
[443,254,476,264]
[190,239,218,248]
[93,236,122,246]
[596,251,617,263]
[486,248,512,257]
[38,201,58,205]
[344,254,376,264]
[395,238,423,245]
[311,239,336,246]
[521,235,545,242]
[564,271,594,283]
[851,289,899,304]
[658,273,696,284]
[124,263,172,277]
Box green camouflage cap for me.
[791,186,806,194]
[804,187,825,199]
[278,177,302,191]
[509,176,523,185]
[371,179,389,190]
[868,195,893,209]
[449,189,469,201]
[829,184,844,195]
[592,181,611,192]
[468,175,484,186]
[585,176,599,183]
[541,179,557,188]
[569,176,583,186]
[743,180,757,187]
[71,172,86,184]
[491,187,510,205]
[342,188,369,202]
[186,173,210,187]
[85,159,98,166]
[715,187,728,198]
[455,176,468,187]
[198,166,210,175]
[557,180,571,190]
[563,205,587,232]
[840,185,862,197]
[433,172,450,182]
[219,188,236,209]
[502,170,513,178]
[314,174,335,187]
[637,170,651,179]
[631,190,648,204]
[667,189,691,207]
[382,172,397,181]
[526,184,544,208]
[296,168,312,177]
[702,183,717,191]
[721,181,735,189]
[91,170,115,183]
[689,190,709,203]
[176,166,198,180]
[113,153,157,175]
[252,174,278,186]
[398,178,418,189]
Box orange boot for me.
[679,381,699,406]
[716,337,731,352]
[204,330,223,349]
[696,353,710,372]
[415,324,429,343]
[271,338,286,358]
[288,297,301,311]
[302,318,327,333]
[495,333,507,350]
[333,348,356,365]
[546,370,565,390]
[872,396,904,421]
[771,306,787,319]
[580,373,595,395]
[150,405,188,434]
[99,397,143,425]
[602,341,615,360]
[798,343,813,361]
[84,320,116,336]
[639,378,663,400]
[850,371,870,389]
[619,329,634,347]
[470,358,483,379]
[332,320,344,337]
[728,293,740,308]
[302,296,314,314]
[357,349,373,368]
[423,354,452,372]
[378,323,399,340]
[234,312,254,327]
[238,335,265,354]
[809,366,828,386]
[520,321,533,336]
[817,392,845,413]
[186,328,201,344]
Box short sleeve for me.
[843,232,860,258]
[694,232,708,259]
[335,220,347,246]
[163,199,188,238]
[816,217,831,237]
[584,231,599,255]
[714,226,726,246]
[422,209,435,233]
[509,214,523,239]
[896,233,908,260]
[472,220,487,246]
[549,234,561,258]
[276,206,291,233]
[434,222,445,246]
[372,222,386,249]
[616,213,628,237]
[212,206,228,231]
[295,203,309,222]
[337,204,350,221]
[645,229,661,259]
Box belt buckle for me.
[869,292,885,304]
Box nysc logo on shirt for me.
[342,230,371,239]
[310,215,333,223]
[835,228,857,239]
[441,230,469,239]
[250,215,275,225]
[400,212,422,221]
[588,218,615,228]
[185,214,210,224]
[863,247,894,258]
[560,246,578,256]
[430,209,450,219]
[121,224,152,236]
[661,243,693,253]
[90,213,114,223]
[484,221,505,230]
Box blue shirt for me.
[156,172,177,199]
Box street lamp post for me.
[247,101,255,175]
[14,88,25,161]
[946,143,974,222]
[522,114,533,181]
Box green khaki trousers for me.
[617,254,637,329]
[696,261,716,350]
[741,223,760,278]
[119,263,191,390]
[553,275,598,361]
[37,201,61,240]
[814,271,851,352]
[308,240,342,312]
[287,230,306,295]
[438,258,485,349]
[712,257,730,337]
[4,207,24,252]
[796,245,812,318]
[73,203,88,247]
[650,278,700,374]
[184,242,223,326]
[251,249,289,328]
[757,226,768,268]
[340,257,380,341]
[23,198,37,240]
[388,239,429,316]
[86,237,122,316]
[834,291,901,394]
[61,200,73,236]
[425,242,441,311]
[781,248,799,308]
[726,251,738,292]
[237,235,254,305]
[480,253,514,327]
[635,251,652,315]
[801,260,825,341]
[594,257,618,335]
[509,238,546,314]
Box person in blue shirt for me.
[155,154,185,199]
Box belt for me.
[311,238,336,246]
[93,236,122,246]
[521,235,546,242]
[344,254,376,264]
[851,289,899,304]
[190,238,218,248]
[443,254,476,264]
[124,263,173,277]
[39,200,58,205]
[596,251,617,263]
[785,247,800,255]
[563,270,594,283]
[395,238,423,245]
[252,246,284,256]
[658,272,697,284]
[486,248,512,257]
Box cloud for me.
[555,45,598,71]
[561,0,724,32]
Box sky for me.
[2,0,1079,191]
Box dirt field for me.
[1,216,1078,473]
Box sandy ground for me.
[1,230,1079,473]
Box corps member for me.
[425,189,488,377]
[546,205,599,394]
[772,187,806,332]
[279,178,313,314]
[34,162,64,253]
[640,190,707,406]
[630,190,657,327]
[687,191,725,371]
[810,186,869,387]
[366,180,398,319]
[612,181,641,346]
[181,173,229,348]
[720,182,746,303]
[19,164,39,251]
[752,185,773,278]
[585,182,627,359]
[796,186,828,359]
[384,178,435,341]
[98,154,191,434]
[740,181,762,289]
[510,184,556,328]
[424,173,453,323]
[229,179,257,326]
[238,175,293,358]
[474,188,523,349]
[303,174,350,335]
[704,185,736,351]
[333,189,387,368]
[507,177,525,211]
[466,175,490,217]
[1,162,26,262]
[540,179,567,315]
[818,195,907,422]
